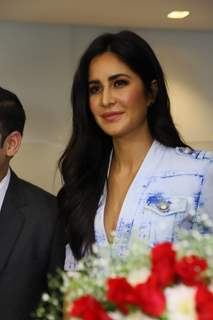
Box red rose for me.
[134,274,166,317]
[176,256,208,286]
[151,242,176,287]
[70,295,112,320]
[106,277,137,314]
[196,285,213,320]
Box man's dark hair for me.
[0,87,26,147]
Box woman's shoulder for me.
[175,146,213,162]
[163,144,213,166]
[159,143,213,175]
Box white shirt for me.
[65,140,213,270]
[0,169,11,212]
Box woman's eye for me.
[89,85,101,95]
[114,79,128,88]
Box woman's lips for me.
[101,111,124,122]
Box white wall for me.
[0,22,213,193]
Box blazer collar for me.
[0,171,26,272]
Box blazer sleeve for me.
[198,160,213,221]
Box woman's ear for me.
[149,80,158,105]
[4,131,22,157]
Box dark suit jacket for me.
[0,171,65,320]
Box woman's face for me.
[88,52,152,138]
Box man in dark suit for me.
[0,87,65,320]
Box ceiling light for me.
[167,11,190,19]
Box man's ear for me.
[4,131,22,157]
[149,80,158,105]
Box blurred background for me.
[0,0,213,194]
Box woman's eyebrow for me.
[89,73,130,85]
[88,80,100,85]
[108,73,130,81]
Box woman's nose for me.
[101,88,115,107]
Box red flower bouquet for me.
[36,226,213,320]
[64,237,213,320]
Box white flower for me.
[127,267,150,286]
[108,311,124,320]
[165,285,196,320]
[108,311,156,320]
[42,293,50,301]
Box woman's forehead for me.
[88,52,135,81]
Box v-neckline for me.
[100,140,161,245]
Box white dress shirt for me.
[0,169,11,212]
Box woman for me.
[58,30,213,270]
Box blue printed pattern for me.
[65,141,213,270]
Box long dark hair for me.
[58,30,188,260]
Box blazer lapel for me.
[0,171,26,272]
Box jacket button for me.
[157,201,170,212]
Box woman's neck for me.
[112,127,154,173]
